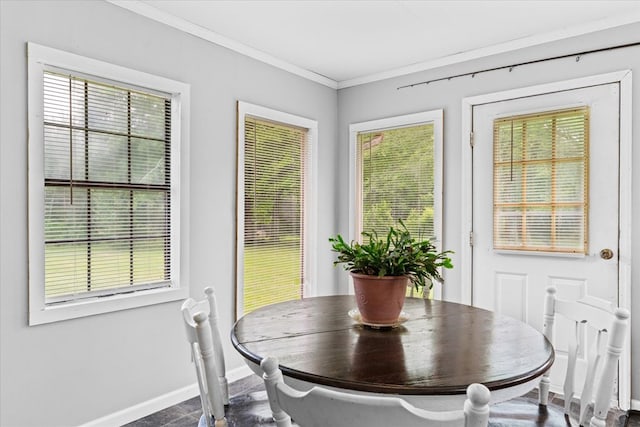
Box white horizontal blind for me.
[43,70,172,302]
[357,123,435,240]
[242,116,307,314]
[493,108,589,253]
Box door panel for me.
[471,83,619,393]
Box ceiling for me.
[112,0,640,88]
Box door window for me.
[493,108,589,254]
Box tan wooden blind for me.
[357,123,435,239]
[242,116,307,314]
[493,107,589,253]
[43,71,172,302]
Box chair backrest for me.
[261,357,491,427]
[539,286,629,427]
[182,287,229,427]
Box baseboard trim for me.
[228,364,254,384]
[78,366,637,426]
[79,365,256,427]
[79,383,199,427]
[548,383,638,412]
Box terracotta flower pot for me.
[351,272,409,325]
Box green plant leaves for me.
[329,220,453,292]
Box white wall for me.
[0,1,338,426]
[337,23,640,403]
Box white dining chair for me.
[261,356,491,427]
[536,286,630,427]
[182,287,229,427]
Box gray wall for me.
[337,23,640,401]
[0,1,338,426]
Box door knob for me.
[599,248,614,260]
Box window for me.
[493,108,589,253]
[28,43,190,325]
[236,102,317,318]
[349,110,443,243]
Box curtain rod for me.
[397,41,640,90]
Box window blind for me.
[242,116,307,314]
[43,70,172,302]
[357,123,435,239]
[493,108,589,253]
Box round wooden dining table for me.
[231,295,554,410]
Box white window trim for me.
[236,101,318,319]
[27,43,190,325]
[348,110,444,297]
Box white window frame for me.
[348,110,444,297]
[27,43,190,325]
[236,101,318,319]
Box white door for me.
[471,83,620,394]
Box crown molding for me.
[338,12,640,89]
[108,1,639,90]
[106,0,338,89]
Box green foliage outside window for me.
[43,71,171,298]
[242,117,306,314]
[359,123,435,241]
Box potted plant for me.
[329,220,453,326]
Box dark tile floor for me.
[126,375,640,427]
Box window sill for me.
[29,285,189,326]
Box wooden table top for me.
[231,295,554,395]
